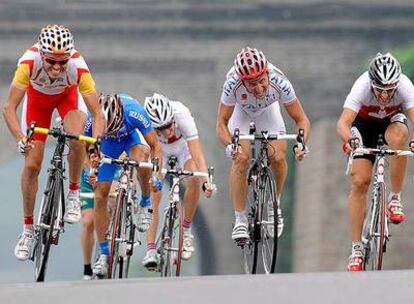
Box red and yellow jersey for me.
[12,43,96,96]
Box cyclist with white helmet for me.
[84,93,163,278]
[3,24,104,262]
[216,47,311,243]
[337,52,414,271]
[141,93,215,269]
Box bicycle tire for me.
[258,169,278,274]
[122,212,135,278]
[363,182,386,270]
[108,188,126,279]
[161,202,184,277]
[34,174,61,282]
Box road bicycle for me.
[98,156,155,279]
[346,135,414,270]
[26,121,97,282]
[232,122,305,274]
[155,156,214,277]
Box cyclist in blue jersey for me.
[85,93,163,278]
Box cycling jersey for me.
[156,101,198,169]
[85,94,152,182]
[16,43,95,141]
[220,63,297,117]
[13,43,95,96]
[343,72,414,121]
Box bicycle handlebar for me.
[27,122,99,145]
[100,157,154,170]
[346,147,414,175]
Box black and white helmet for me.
[368,52,401,87]
[38,25,74,55]
[99,94,124,135]
[144,93,174,128]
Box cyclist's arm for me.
[216,102,234,146]
[3,84,27,142]
[143,129,164,172]
[83,92,105,139]
[337,108,358,142]
[284,98,311,143]
[187,138,209,182]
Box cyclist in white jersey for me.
[216,47,311,242]
[142,93,215,269]
[337,52,414,271]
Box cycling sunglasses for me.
[371,83,398,94]
[155,121,174,131]
[43,57,69,66]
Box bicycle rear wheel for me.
[258,169,278,274]
[363,183,387,270]
[160,202,184,277]
[34,175,60,282]
[108,189,126,279]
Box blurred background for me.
[1,0,414,283]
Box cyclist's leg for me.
[16,89,53,260]
[228,106,251,241]
[80,169,95,279]
[58,87,88,223]
[143,190,162,269]
[384,114,408,223]
[126,131,153,232]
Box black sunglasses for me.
[155,121,174,131]
[44,58,69,66]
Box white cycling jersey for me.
[344,71,414,121]
[220,63,297,117]
[157,101,198,169]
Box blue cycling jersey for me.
[84,93,153,182]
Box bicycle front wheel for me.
[242,185,259,274]
[34,174,61,282]
[108,189,127,279]
[160,202,184,277]
[363,182,387,270]
[258,169,278,274]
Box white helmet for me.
[368,52,401,87]
[144,93,174,129]
[38,25,74,55]
[99,94,124,135]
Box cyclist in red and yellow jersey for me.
[3,24,105,262]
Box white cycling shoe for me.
[232,222,249,242]
[93,254,108,278]
[142,250,159,271]
[136,207,153,232]
[14,232,35,261]
[64,190,81,224]
[182,229,195,260]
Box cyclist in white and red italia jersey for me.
[142,93,215,270]
[337,52,414,271]
[2,25,104,262]
[216,47,311,243]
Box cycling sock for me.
[235,210,248,224]
[99,241,109,256]
[24,216,34,234]
[147,243,156,251]
[183,218,191,229]
[389,192,401,201]
[69,181,80,191]
[140,196,151,208]
[84,264,93,276]
[352,241,363,253]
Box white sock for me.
[352,241,363,253]
[389,192,401,201]
[235,210,247,224]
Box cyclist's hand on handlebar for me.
[202,181,217,198]
[409,139,414,153]
[225,143,241,159]
[292,143,309,161]
[343,137,360,155]
[18,136,35,155]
